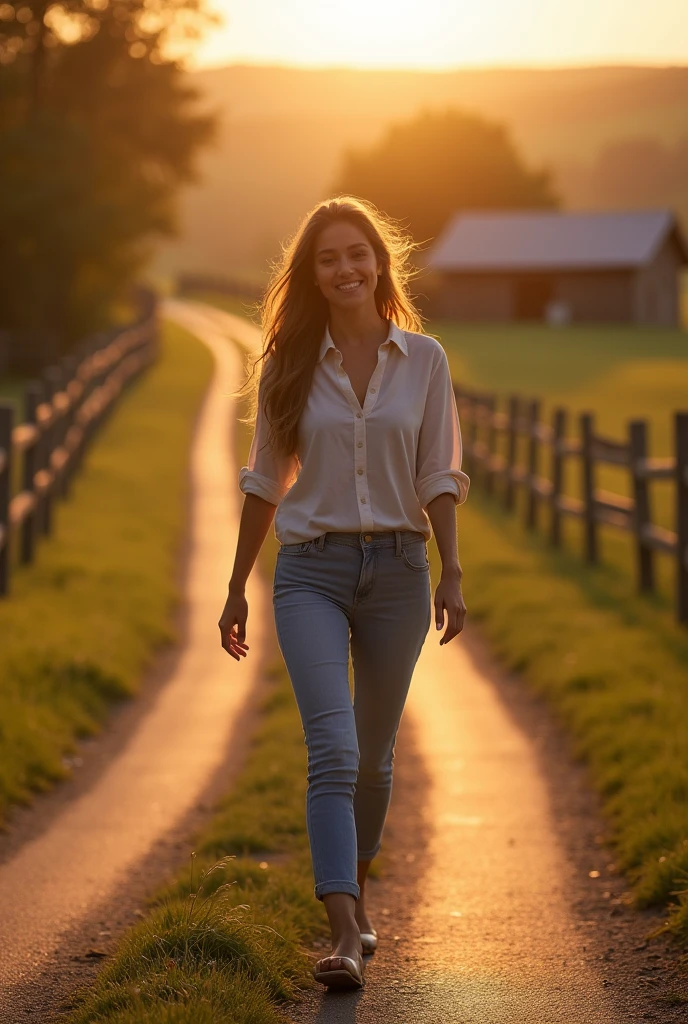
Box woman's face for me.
[313,220,381,313]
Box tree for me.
[0,1,217,345]
[332,108,559,245]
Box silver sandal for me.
[313,952,365,990]
[359,929,378,955]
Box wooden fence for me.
[0,307,159,596]
[453,386,688,626]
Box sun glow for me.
[192,0,688,70]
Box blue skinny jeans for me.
[272,530,431,901]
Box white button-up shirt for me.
[238,321,470,544]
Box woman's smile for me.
[336,280,363,292]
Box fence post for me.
[629,419,653,593]
[59,354,78,497]
[676,412,688,625]
[40,366,62,536]
[0,403,13,596]
[21,382,42,565]
[525,399,540,530]
[484,395,497,497]
[580,412,597,564]
[550,408,566,547]
[504,395,519,511]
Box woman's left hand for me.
[434,571,466,646]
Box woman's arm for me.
[426,492,466,646]
[219,493,276,661]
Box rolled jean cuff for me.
[357,844,381,861]
[314,880,360,902]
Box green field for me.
[0,323,212,819]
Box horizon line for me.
[187,57,688,75]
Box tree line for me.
[0,0,216,361]
[332,108,559,247]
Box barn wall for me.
[633,236,682,326]
[435,255,682,326]
[434,273,513,322]
[555,270,635,323]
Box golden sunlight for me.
[193,0,688,70]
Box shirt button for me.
[356,413,362,419]
[370,387,376,393]
[357,442,363,448]
[360,496,367,504]
[357,468,363,475]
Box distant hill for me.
[156,64,688,283]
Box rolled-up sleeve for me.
[415,348,470,510]
[238,385,298,506]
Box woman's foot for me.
[354,901,375,937]
[318,893,365,987]
[354,892,377,952]
[314,930,364,989]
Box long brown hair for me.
[240,196,423,459]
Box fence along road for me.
[0,305,159,597]
[0,301,268,1010]
[455,387,688,625]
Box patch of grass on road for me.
[0,322,213,821]
[432,491,688,943]
[67,661,325,1024]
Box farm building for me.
[427,210,687,326]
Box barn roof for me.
[429,209,688,272]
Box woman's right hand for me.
[218,590,250,661]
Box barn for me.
[427,210,687,326]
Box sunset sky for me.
[193,0,688,69]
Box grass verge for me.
[67,659,327,1024]
[436,491,688,943]
[0,322,213,821]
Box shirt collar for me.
[317,321,409,363]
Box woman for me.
[218,196,469,991]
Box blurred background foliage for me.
[0,0,217,346]
[156,65,688,290]
[333,108,559,245]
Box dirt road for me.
[0,301,266,1019]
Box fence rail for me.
[0,306,159,596]
[453,385,688,626]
